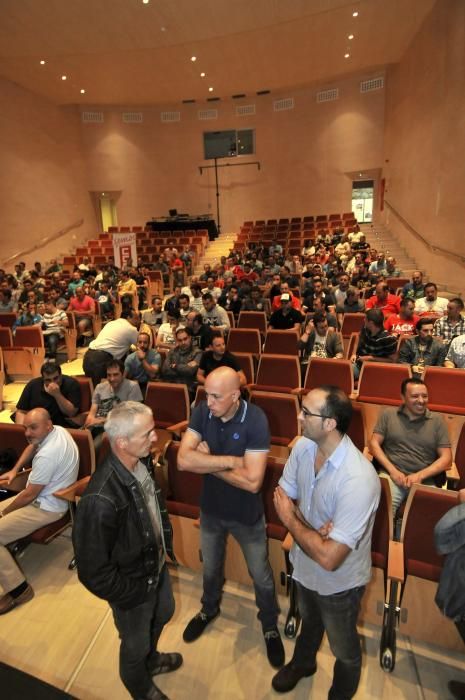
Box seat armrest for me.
[288,435,301,450]
[0,468,32,492]
[54,476,91,503]
[167,420,188,435]
[446,462,459,482]
[282,532,294,553]
[290,387,305,396]
[387,540,404,582]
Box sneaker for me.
[0,584,34,615]
[272,661,317,693]
[183,610,220,643]
[264,627,285,668]
[151,652,183,676]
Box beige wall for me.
[382,0,465,290]
[0,77,97,269]
[80,71,385,234]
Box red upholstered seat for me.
[165,441,202,519]
[423,366,465,416]
[357,363,411,406]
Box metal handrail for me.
[1,219,84,267]
[384,201,465,265]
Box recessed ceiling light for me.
[200,72,206,78]
[208,87,213,92]
[142,0,150,4]
[344,53,350,59]
[61,75,67,80]
[102,192,105,196]
[80,89,86,94]
[160,26,166,31]
[191,56,197,62]
[348,34,354,40]
[352,11,359,17]
[40,60,45,65]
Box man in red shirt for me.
[366,281,401,317]
[68,285,95,343]
[385,298,419,336]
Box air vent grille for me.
[198,109,218,120]
[273,97,294,112]
[81,111,104,123]
[360,77,384,93]
[160,111,181,122]
[122,112,143,123]
[236,104,256,117]
[316,88,339,103]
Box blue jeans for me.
[111,565,175,699]
[293,582,365,700]
[200,511,279,631]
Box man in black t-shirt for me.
[196,332,246,387]
[15,362,80,427]
[268,294,302,330]
[178,367,284,669]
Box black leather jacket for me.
[73,451,174,610]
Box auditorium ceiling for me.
[0,0,436,106]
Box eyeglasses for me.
[301,406,330,420]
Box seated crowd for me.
[0,225,464,700]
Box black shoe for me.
[151,652,183,676]
[183,610,220,643]
[448,680,465,700]
[140,683,169,700]
[264,627,285,668]
[272,661,317,693]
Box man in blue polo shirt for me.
[272,386,380,697]
[177,366,284,668]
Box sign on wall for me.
[112,232,138,268]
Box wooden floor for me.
[2,354,465,698]
[0,532,464,700]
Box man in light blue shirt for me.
[272,386,380,698]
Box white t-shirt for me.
[28,426,79,513]
[88,318,138,359]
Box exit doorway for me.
[352,180,374,223]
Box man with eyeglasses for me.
[272,386,380,697]
[14,361,81,428]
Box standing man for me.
[73,402,181,700]
[177,366,285,668]
[369,378,451,516]
[0,408,79,614]
[83,308,140,386]
[272,386,380,696]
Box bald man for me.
[178,367,285,668]
[0,408,79,614]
